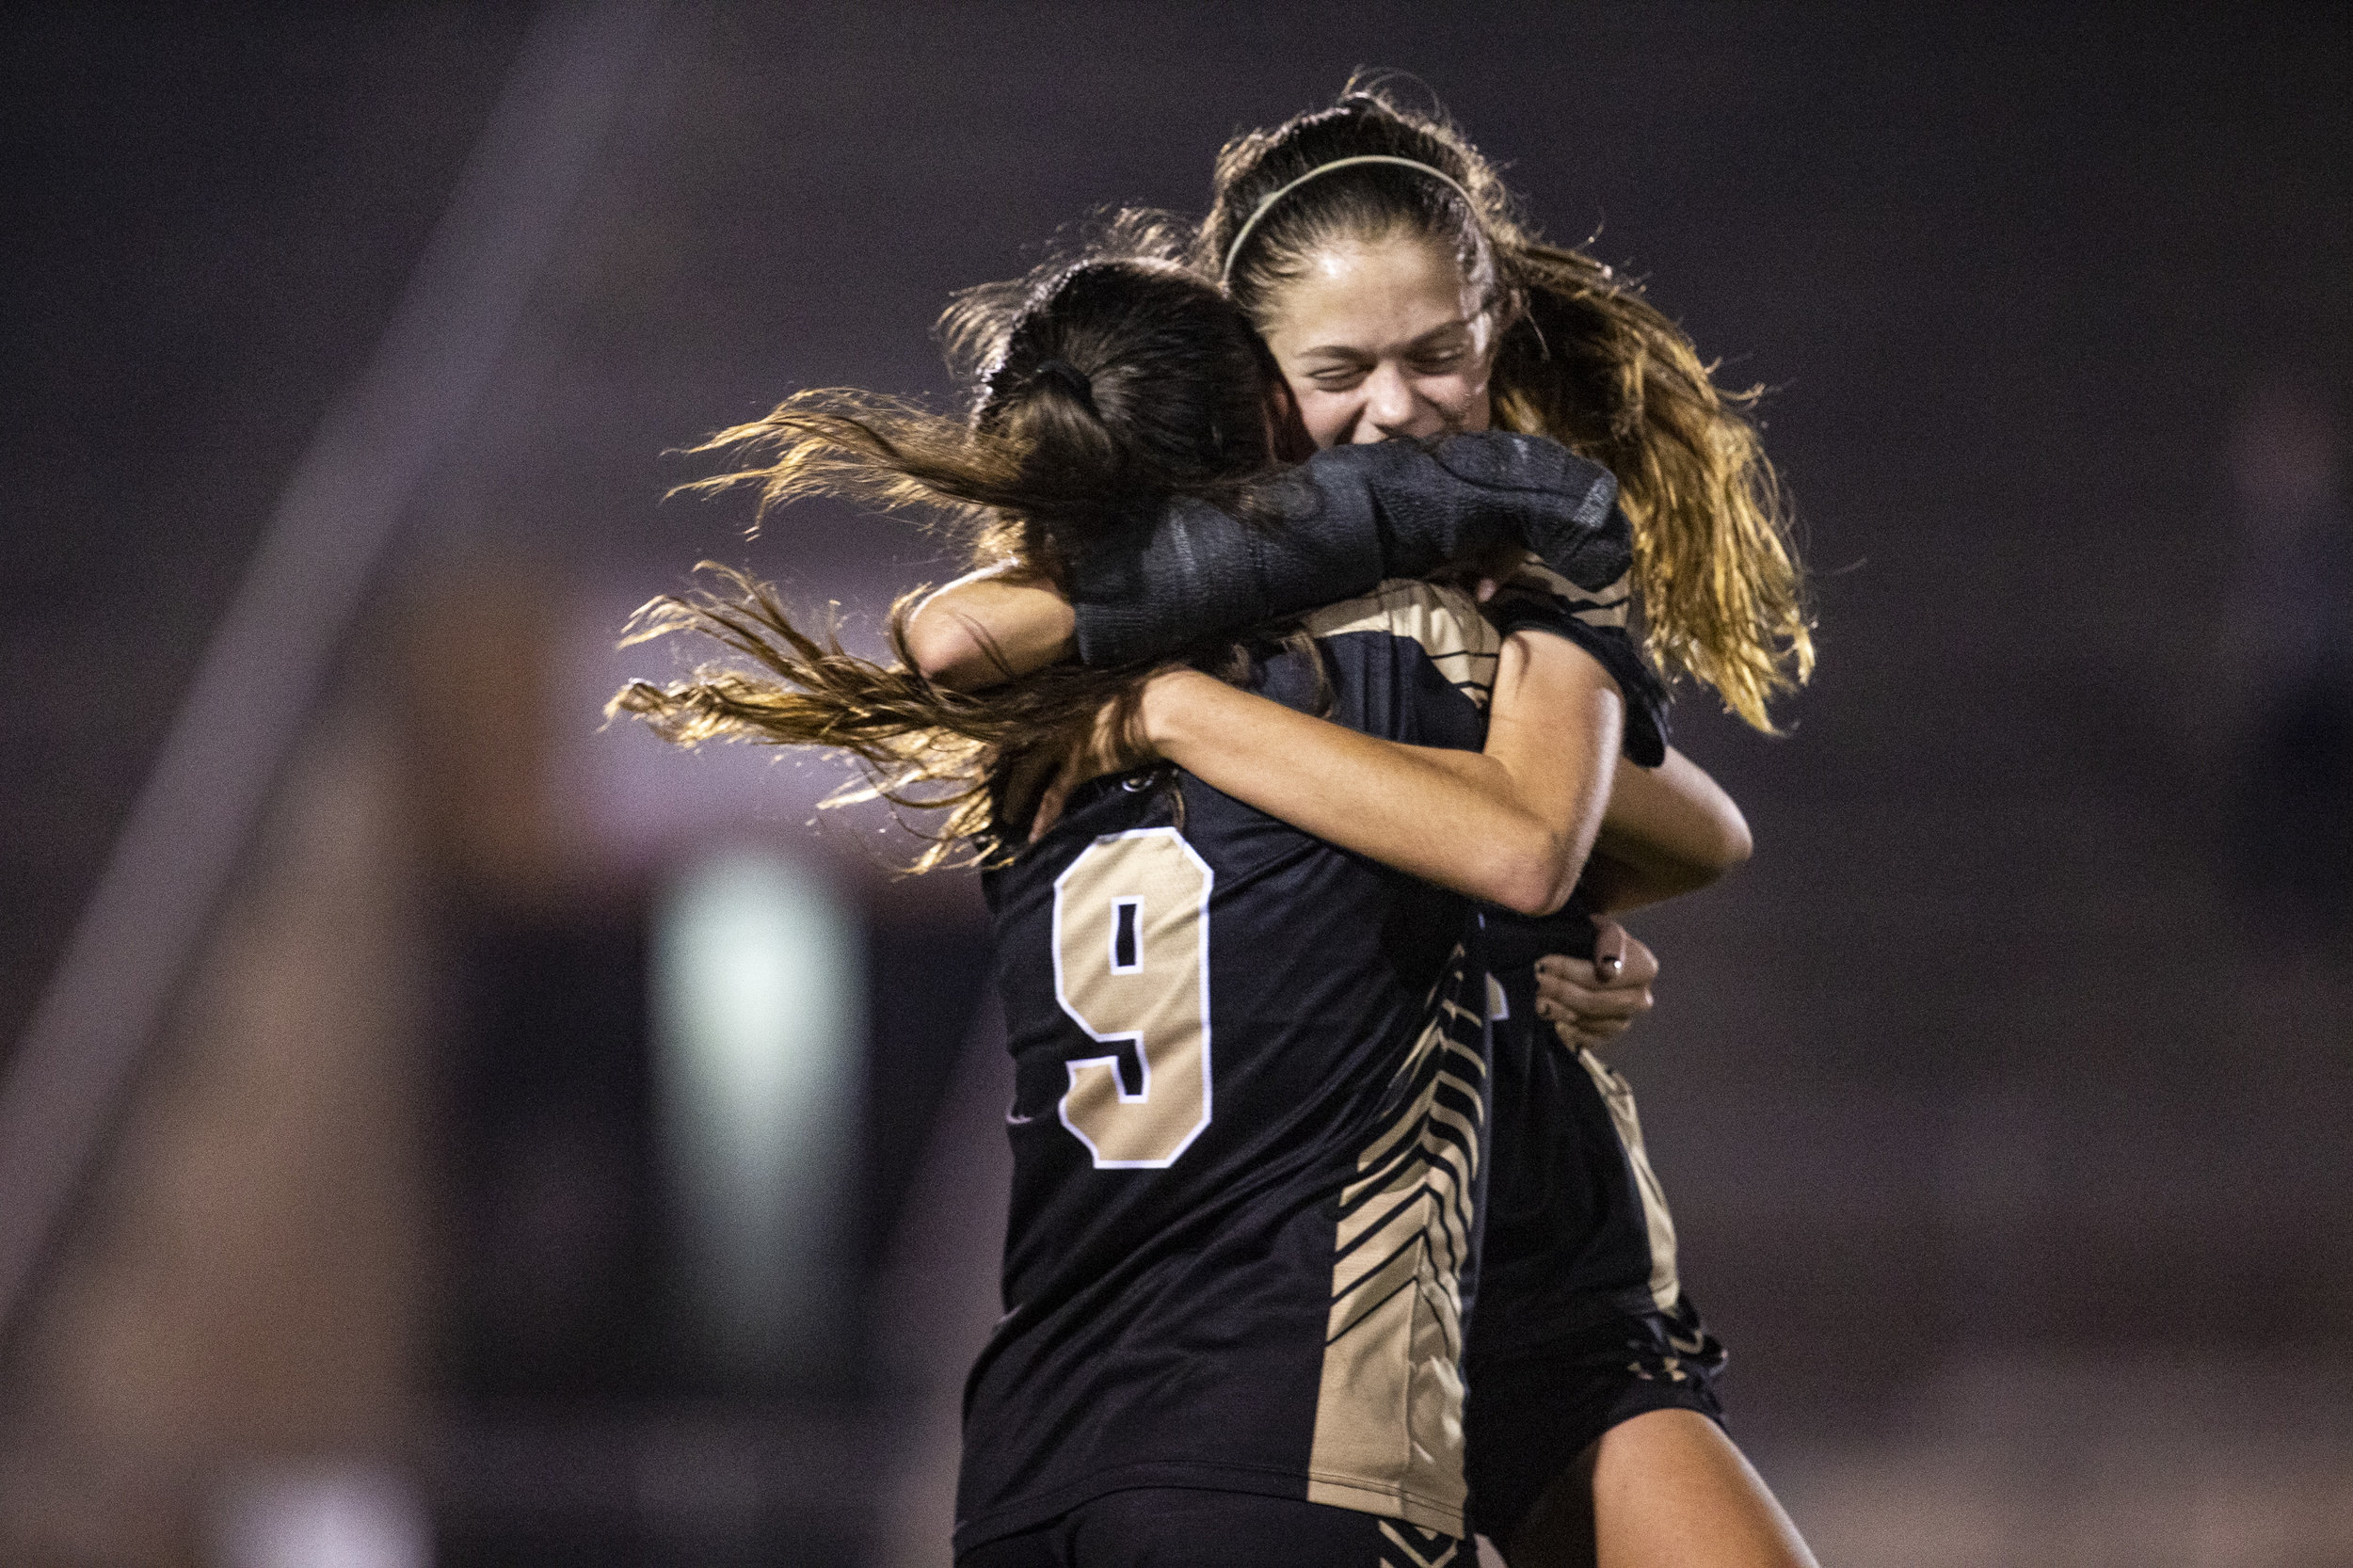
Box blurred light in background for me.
[209,1464,429,1568]
[653,848,864,1382]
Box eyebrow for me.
[1293,318,1474,362]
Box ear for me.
[1482,286,1527,360]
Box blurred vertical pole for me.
[0,0,665,1344]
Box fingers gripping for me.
[1532,920,1657,1052]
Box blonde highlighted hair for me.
[1201,79,1814,729]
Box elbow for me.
[903,606,994,691]
[1484,830,1585,919]
[1493,880,1575,920]
[1656,797,1754,891]
[1707,804,1754,875]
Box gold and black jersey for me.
[956,582,1505,1553]
[1473,902,1688,1358]
[1463,904,1729,1542]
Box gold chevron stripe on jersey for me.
[1501,555,1636,630]
[1300,581,1502,710]
[1377,1518,1461,1567]
[1576,1048,1682,1311]
[1305,951,1488,1538]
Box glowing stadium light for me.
[652,847,863,1379]
[210,1464,429,1568]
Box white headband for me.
[1220,154,1480,284]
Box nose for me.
[1357,362,1420,441]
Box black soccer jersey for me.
[1471,902,1688,1360]
[957,581,1511,1552]
[1464,903,1729,1542]
[1458,544,1689,1362]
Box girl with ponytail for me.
[616,248,1288,867]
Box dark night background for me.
[2,5,2347,1566]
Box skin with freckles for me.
[1258,235,1498,447]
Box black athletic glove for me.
[1066,433,1622,667]
[1066,431,1666,762]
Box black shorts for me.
[957,1488,1466,1568]
[1464,1298,1728,1544]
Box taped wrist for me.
[1065,490,1385,666]
[1067,432,1631,668]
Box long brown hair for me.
[610,249,1282,866]
[1201,81,1814,730]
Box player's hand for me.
[1029,681,1168,842]
[1532,920,1657,1053]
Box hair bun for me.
[1032,358,1097,414]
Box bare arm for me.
[904,567,1074,691]
[1580,747,1753,913]
[927,557,1746,918]
[1137,632,1622,917]
[1527,747,1748,1054]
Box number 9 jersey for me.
[955,581,1509,1555]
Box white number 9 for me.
[1050,827,1214,1168]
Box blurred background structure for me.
[1,4,2347,1564]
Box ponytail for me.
[1492,240,1813,729]
[614,250,1286,862]
[608,564,1138,870]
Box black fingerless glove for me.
[1067,432,1622,666]
[1413,437,1670,760]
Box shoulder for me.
[1299,577,1487,643]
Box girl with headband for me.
[910,85,1816,1568]
[618,230,1747,1564]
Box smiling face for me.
[1257,232,1499,449]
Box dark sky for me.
[3,1,2348,1389]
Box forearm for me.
[904,568,1075,690]
[1071,435,1623,667]
[1141,633,1619,916]
[1577,848,1706,914]
[1142,674,1558,906]
[1584,747,1752,912]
